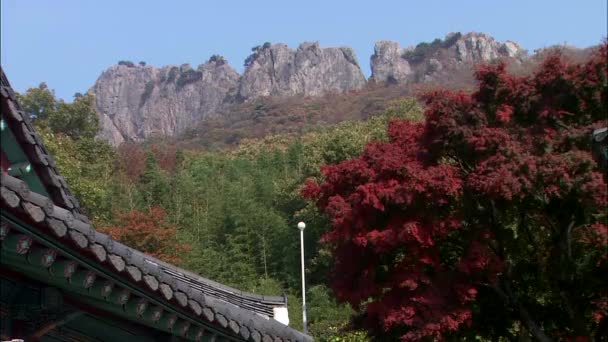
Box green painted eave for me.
[1,116,49,197]
[0,212,237,341]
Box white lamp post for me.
[297,221,307,334]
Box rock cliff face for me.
[92,42,366,145]
[370,41,413,84]
[92,33,528,145]
[238,42,366,100]
[92,59,239,145]
[370,32,526,84]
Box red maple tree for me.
[304,45,607,340]
[101,207,190,265]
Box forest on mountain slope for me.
[15,44,607,341]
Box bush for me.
[402,37,452,64]
[442,32,462,47]
[118,60,135,67]
[139,61,147,66]
[244,53,258,68]
[402,42,431,63]
[166,67,179,83]
[140,81,155,107]
[176,69,203,88]
[209,54,226,65]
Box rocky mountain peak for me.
[238,42,366,100]
[370,31,527,84]
[92,33,531,146]
[92,58,240,146]
[370,40,413,84]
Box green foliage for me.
[307,285,371,341]
[443,32,462,47]
[209,54,226,65]
[176,69,203,88]
[35,123,115,222]
[47,93,100,139]
[139,151,169,207]
[118,60,135,67]
[17,82,56,120]
[402,33,461,63]
[18,83,111,220]
[19,83,100,139]
[140,81,155,107]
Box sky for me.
[1,0,606,101]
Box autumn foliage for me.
[304,44,607,340]
[100,207,190,265]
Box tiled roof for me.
[1,69,86,219]
[0,68,312,342]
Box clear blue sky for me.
[2,0,606,101]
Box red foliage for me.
[100,207,190,265]
[150,144,178,173]
[304,45,607,340]
[116,143,146,181]
[116,143,179,181]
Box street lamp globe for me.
[297,222,306,231]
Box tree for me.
[100,207,190,265]
[17,82,56,120]
[138,151,169,207]
[48,93,100,139]
[303,45,607,340]
[18,84,100,140]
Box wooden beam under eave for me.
[71,268,96,289]
[49,258,78,279]
[26,246,57,268]
[142,305,163,323]
[125,297,148,317]
[174,319,191,338]
[108,287,130,306]
[89,279,114,299]
[1,232,33,254]
[159,312,178,332]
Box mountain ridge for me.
[91,32,586,146]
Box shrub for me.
[118,60,135,67]
[442,32,462,47]
[244,53,258,68]
[176,69,203,88]
[209,54,226,65]
[140,80,155,107]
[166,67,179,83]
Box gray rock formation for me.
[238,42,366,100]
[93,42,367,145]
[371,32,526,84]
[370,41,413,84]
[92,58,239,145]
[92,33,528,145]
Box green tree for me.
[139,151,169,208]
[17,82,56,120]
[48,93,100,139]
